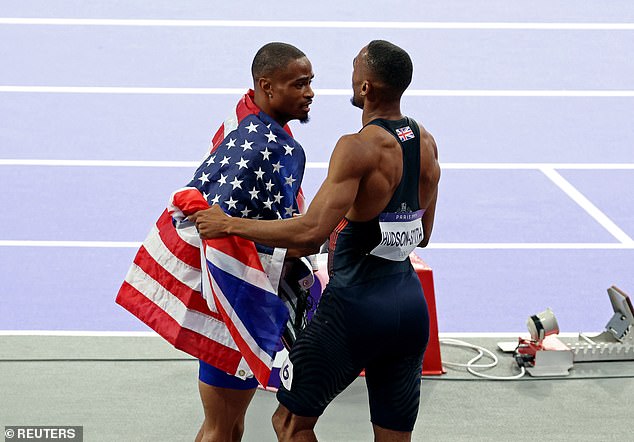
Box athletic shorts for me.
[276,268,429,432]
[198,360,259,390]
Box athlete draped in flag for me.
[116,42,314,442]
[191,40,440,442]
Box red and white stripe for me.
[116,210,246,375]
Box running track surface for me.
[1,1,633,333]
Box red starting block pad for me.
[410,253,444,375]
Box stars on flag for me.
[272,161,283,173]
[188,115,305,222]
[241,140,253,151]
[226,197,238,210]
[284,175,296,187]
[265,131,277,143]
[236,157,249,170]
[198,171,210,184]
[230,177,243,190]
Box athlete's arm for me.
[191,134,368,249]
[420,188,438,248]
[417,125,440,248]
[286,246,321,258]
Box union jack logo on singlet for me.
[395,126,415,142]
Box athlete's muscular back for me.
[342,120,440,245]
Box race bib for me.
[280,356,294,390]
[370,210,423,261]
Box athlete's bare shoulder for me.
[358,123,400,147]
[331,132,366,159]
[414,120,440,181]
[327,131,373,179]
[416,121,438,158]
[331,126,394,165]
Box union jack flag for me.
[116,90,306,385]
[395,125,415,142]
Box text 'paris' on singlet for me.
[327,117,423,288]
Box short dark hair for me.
[251,42,306,80]
[366,40,413,97]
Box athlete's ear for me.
[259,77,273,98]
[361,80,369,96]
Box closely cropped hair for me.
[251,42,306,80]
[366,40,413,97]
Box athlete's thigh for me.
[364,271,429,432]
[277,287,364,417]
[365,349,424,432]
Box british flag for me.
[395,125,415,142]
[116,90,306,385]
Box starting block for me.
[500,285,634,378]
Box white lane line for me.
[442,163,634,170]
[1,240,632,249]
[0,240,141,248]
[0,330,158,337]
[405,90,634,97]
[426,243,634,249]
[1,160,633,171]
[1,18,634,30]
[540,167,634,245]
[3,160,634,170]
[0,86,247,95]
[0,159,199,167]
[0,159,330,168]
[2,86,634,97]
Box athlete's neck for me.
[361,101,403,126]
[253,88,290,127]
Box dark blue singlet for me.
[277,117,430,432]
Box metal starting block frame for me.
[565,286,634,363]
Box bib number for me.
[370,210,423,261]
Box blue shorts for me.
[198,360,259,390]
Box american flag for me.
[116,91,306,385]
[395,125,415,142]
